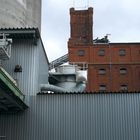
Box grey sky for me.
[41,0,140,61]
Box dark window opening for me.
[78,50,85,56]
[98,49,105,56]
[120,68,127,74]
[99,85,106,91]
[99,68,106,75]
[119,49,126,56]
[120,84,128,91]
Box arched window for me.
[119,49,126,56]
[120,68,127,74]
[98,68,106,75]
[98,49,105,56]
[120,84,128,91]
[78,50,85,56]
[99,85,106,91]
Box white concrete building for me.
[0,0,42,31]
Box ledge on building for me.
[37,90,140,95]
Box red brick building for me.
[68,7,140,92]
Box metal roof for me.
[0,28,40,39]
[0,27,49,63]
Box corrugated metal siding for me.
[1,38,48,95]
[38,40,48,85]
[0,93,140,140]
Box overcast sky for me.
[41,0,140,61]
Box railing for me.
[49,54,69,70]
[49,53,88,71]
[69,62,88,70]
[0,33,12,60]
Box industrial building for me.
[68,7,140,92]
[0,5,140,140]
[0,27,139,140]
[0,0,42,31]
[0,28,48,112]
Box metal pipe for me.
[40,84,68,93]
[40,81,86,93]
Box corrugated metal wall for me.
[2,38,48,95]
[38,40,49,86]
[0,93,140,140]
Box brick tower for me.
[68,7,93,64]
[68,7,93,46]
[68,7,94,91]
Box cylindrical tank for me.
[55,65,78,89]
[0,0,41,31]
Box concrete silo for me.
[0,0,42,31]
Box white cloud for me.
[43,38,68,61]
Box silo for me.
[0,0,42,31]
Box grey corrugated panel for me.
[2,39,39,95]
[0,93,140,140]
[1,38,45,95]
[38,40,49,85]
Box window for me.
[98,49,105,56]
[119,49,126,56]
[99,85,106,91]
[120,68,127,74]
[120,84,128,91]
[78,50,85,56]
[99,68,106,75]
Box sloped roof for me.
[0,27,49,63]
[0,27,40,39]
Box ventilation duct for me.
[40,65,87,93]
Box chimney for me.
[69,7,93,45]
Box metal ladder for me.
[49,54,69,70]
